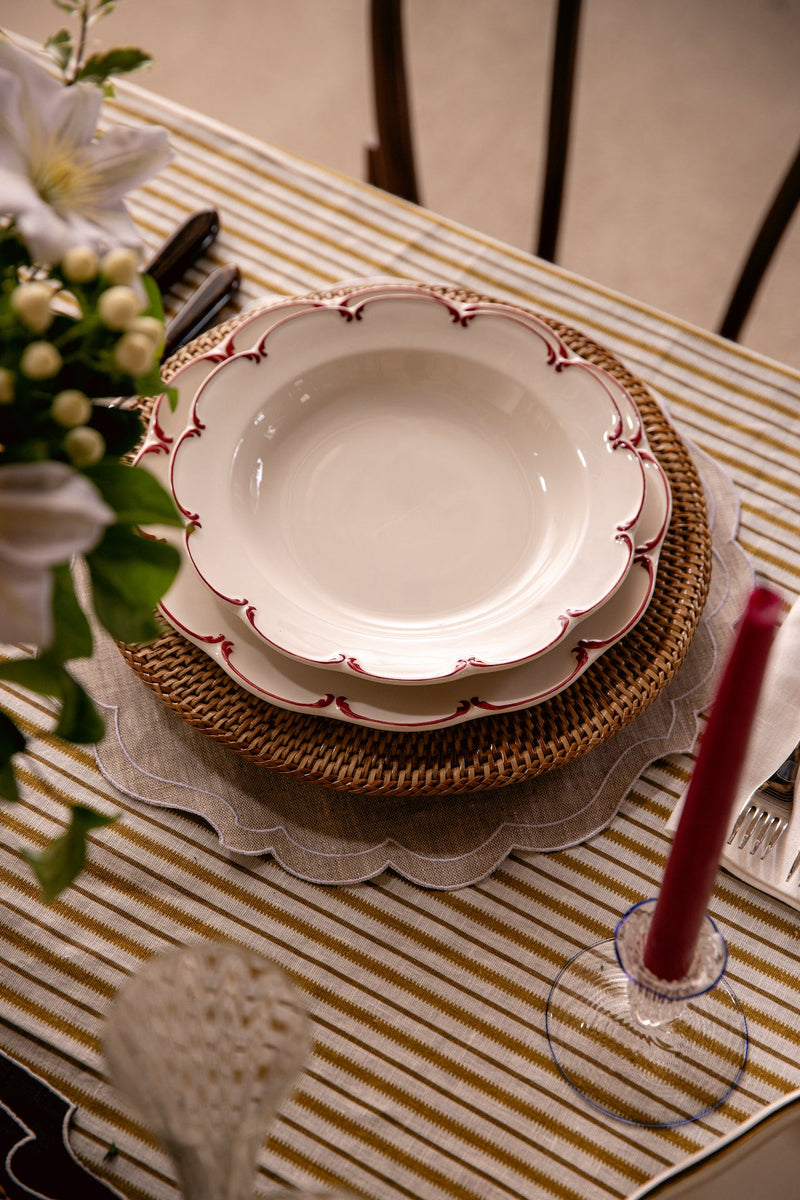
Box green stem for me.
[66,1,90,84]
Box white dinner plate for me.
[135,282,671,732]
[169,289,647,683]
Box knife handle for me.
[145,209,220,294]
[162,264,241,360]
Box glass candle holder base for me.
[545,900,748,1127]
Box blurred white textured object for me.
[103,942,310,1200]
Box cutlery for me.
[727,742,799,859]
[161,262,240,359]
[144,208,220,294]
[104,262,240,412]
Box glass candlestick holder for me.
[545,899,748,1127]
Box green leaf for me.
[0,656,66,698]
[50,564,93,661]
[88,405,145,459]
[74,47,151,84]
[0,711,26,760]
[0,226,32,271]
[0,711,27,803]
[141,272,165,322]
[88,0,117,22]
[0,654,101,751]
[0,759,20,803]
[135,362,169,399]
[54,671,105,744]
[0,655,102,741]
[44,28,73,71]
[22,803,117,902]
[84,461,182,527]
[87,525,180,643]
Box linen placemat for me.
[75,443,751,888]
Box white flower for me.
[51,389,92,427]
[10,280,55,333]
[20,340,62,379]
[129,315,164,346]
[62,244,99,283]
[101,247,140,285]
[98,284,142,330]
[63,425,106,467]
[0,461,114,645]
[113,330,154,375]
[0,40,173,264]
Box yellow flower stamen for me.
[28,137,101,214]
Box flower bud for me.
[10,281,54,334]
[64,425,106,467]
[101,248,140,286]
[52,389,92,428]
[0,368,14,404]
[129,315,164,346]
[98,285,143,331]
[62,246,99,283]
[20,341,62,379]
[113,331,156,376]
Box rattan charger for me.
[119,285,711,796]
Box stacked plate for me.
[135,282,671,733]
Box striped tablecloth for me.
[2,78,800,1200]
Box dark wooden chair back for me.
[366,0,799,344]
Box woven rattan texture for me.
[119,286,711,795]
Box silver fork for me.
[727,743,800,861]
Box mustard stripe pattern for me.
[0,73,799,1200]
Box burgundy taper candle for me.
[643,584,784,981]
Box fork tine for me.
[747,811,773,854]
[727,745,798,868]
[727,803,788,858]
[788,848,800,882]
[744,809,785,856]
[728,804,758,847]
[752,814,788,858]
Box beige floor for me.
[3,0,800,369]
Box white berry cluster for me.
[1,233,166,469]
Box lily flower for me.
[0,461,114,646]
[0,39,173,264]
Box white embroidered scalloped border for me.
[83,440,752,889]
